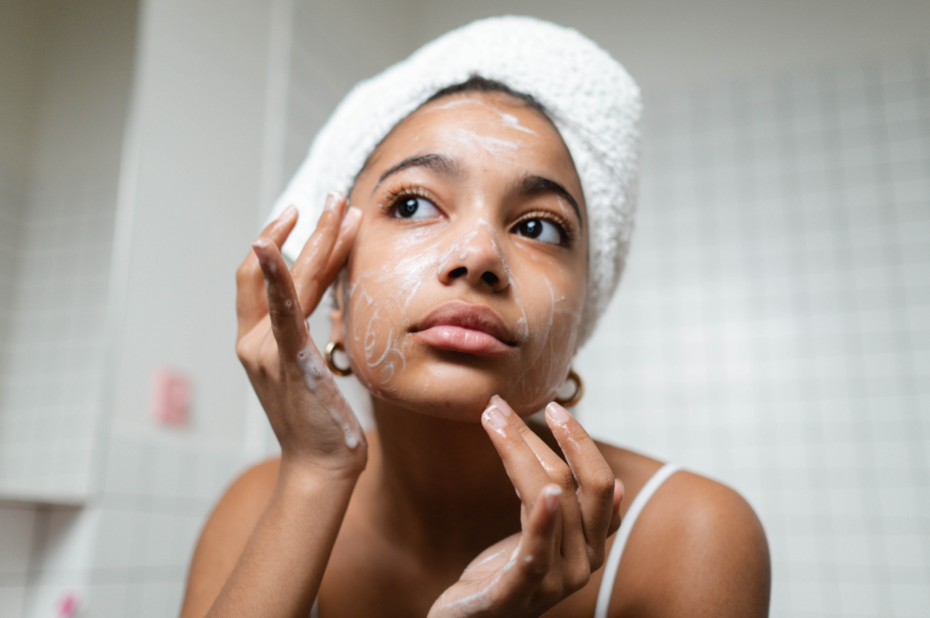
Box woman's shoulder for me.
[180,457,281,617]
[594,442,755,522]
[527,418,760,525]
[197,456,281,550]
[594,442,771,617]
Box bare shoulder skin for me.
[182,434,770,618]
[180,459,279,618]
[532,425,771,618]
[600,446,770,617]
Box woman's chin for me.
[357,363,555,421]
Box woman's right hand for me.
[235,192,366,477]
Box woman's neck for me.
[357,397,522,563]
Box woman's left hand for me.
[429,396,624,618]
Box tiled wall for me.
[0,167,24,373]
[0,437,238,618]
[281,0,417,187]
[0,180,252,614]
[0,32,34,616]
[576,52,930,617]
[32,436,245,616]
[0,174,116,500]
[0,165,117,615]
[0,170,122,615]
[0,0,137,501]
[0,501,36,618]
[41,0,282,612]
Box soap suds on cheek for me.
[515,316,529,342]
[296,344,363,448]
[349,290,407,393]
[345,226,451,394]
[500,265,530,347]
[511,274,583,407]
[345,284,396,395]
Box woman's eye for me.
[392,196,441,219]
[515,218,562,245]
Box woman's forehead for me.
[415,95,543,133]
[398,93,564,155]
[361,92,583,200]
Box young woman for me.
[180,17,770,618]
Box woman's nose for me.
[438,221,510,293]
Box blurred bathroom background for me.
[0,0,927,616]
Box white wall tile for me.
[837,581,880,616]
[138,581,182,618]
[22,583,85,618]
[578,50,930,618]
[891,583,930,618]
[90,509,134,570]
[143,512,175,567]
[83,583,128,618]
[102,438,142,496]
[0,503,37,577]
[32,507,95,576]
[0,0,129,498]
[0,586,26,618]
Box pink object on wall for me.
[150,367,191,425]
[57,591,79,618]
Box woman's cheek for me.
[340,273,408,397]
[511,275,584,409]
[341,229,437,396]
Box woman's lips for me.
[414,325,512,356]
[411,301,515,356]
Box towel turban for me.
[269,15,642,346]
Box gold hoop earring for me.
[325,341,352,376]
[554,369,584,408]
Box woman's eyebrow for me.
[371,153,460,196]
[515,175,582,224]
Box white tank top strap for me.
[593,462,681,618]
[310,599,318,618]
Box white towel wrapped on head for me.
[269,15,642,346]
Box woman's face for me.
[338,92,588,420]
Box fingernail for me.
[324,191,343,212]
[252,237,271,249]
[483,405,509,429]
[278,204,297,221]
[543,485,562,512]
[546,402,571,424]
[489,394,511,416]
[341,206,361,230]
